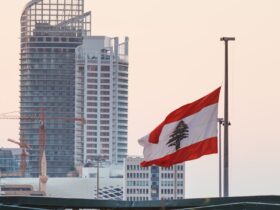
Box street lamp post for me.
[93,155,106,199]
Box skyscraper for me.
[75,36,129,166]
[20,0,91,177]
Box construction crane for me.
[7,135,30,177]
[0,108,85,193]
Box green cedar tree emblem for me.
[166,120,189,151]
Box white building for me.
[75,36,129,166]
[124,156,185,201]
[1,165,123,200]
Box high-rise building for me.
[20,0,91,177]
[0,149,20,175]
[75,36,129,166]
[124,156,185,201]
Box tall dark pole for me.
[220,37,235,197]
[218,118,224,197]
[174,164,177,199]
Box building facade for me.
[75,36,129,166]
[0,149,20,175]
[124,156,185,201]
[20,0,91,177]
[1,176,123,200]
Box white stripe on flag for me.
[139,103,218,162]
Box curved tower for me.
[20,0,91,177]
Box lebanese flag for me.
[139,87,221,167]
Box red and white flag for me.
[139,87,221,167]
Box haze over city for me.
[0,0,280,198]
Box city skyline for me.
[1,0,280,198]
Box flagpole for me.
[220,37,235,197]
[218,118,224,197]
[174,164,177,199]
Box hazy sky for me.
[1,0,280,198]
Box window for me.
[101,97,109,101]
[101,73,110,77]
[87,96,98,101]
[101,79,110,83]
[101,103,110,107]
[101,114,109,119]
[101,66,110,72]
[101,91,110,95]
[88,73,98,77]
[101,108,109,113]
[100,132,109,136]
[87,85,98,89]
[101,85,110,89]
[87,90,97,95]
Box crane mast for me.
[0,109,85,194]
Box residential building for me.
[75,36,129,166]
[124,156,185,201]
[20,0,91,177]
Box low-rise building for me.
[1,164,123,200]
[124,156,185,201]
[0,184,45,196]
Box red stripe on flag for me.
[149,87,221,144]
[140,137,217,167]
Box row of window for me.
[29,36,81,43]
[88,73,111,77]
[87,126,110,130]
[126,197,149,201]
[127,173,149,178]
[126,180,149,187]
[22,92,73,99]
[86,120,110,124]
[86,149,109,154]
[86,138,109,143]
[86,132,110,137]
[22,53,73,60]
[161,180,184,187]
[86,108,110,113]
[126,188,149,194]
[127,164,148,171]
[86,155,109,160]
[86,114,109,119]
[118,79,128,83]
[88,79,110,83]
[161,173,184,179]
[161,189,184,195]
[21,48,75,53]
[118,72,128,77]
[161,165,184,171]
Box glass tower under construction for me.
[20,0,91,177]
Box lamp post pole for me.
[94,155,105,199]
[220,37,235,197]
